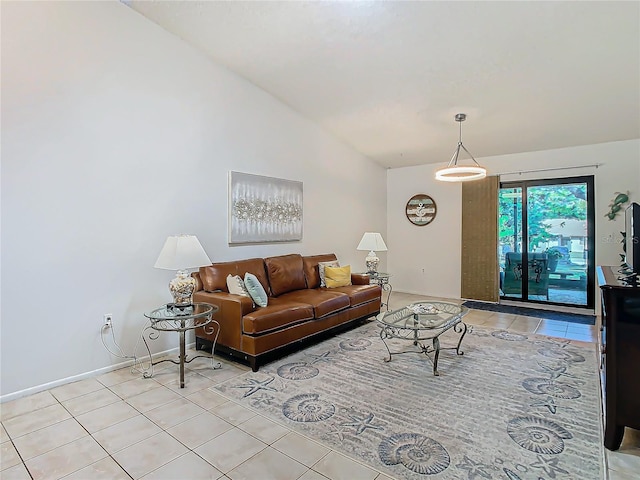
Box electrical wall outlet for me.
[103,313,113,327]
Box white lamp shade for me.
[154,235,212,271]
[357,232,388,252]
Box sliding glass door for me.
[499,176,595,309]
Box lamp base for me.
[365,250,379,274]
[166,303,194,315]
[169,270,196,307]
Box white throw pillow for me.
[226,274,249,297]
[318,260,340,287]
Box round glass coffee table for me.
[376,301,468,376]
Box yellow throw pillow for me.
[324,265,352,288]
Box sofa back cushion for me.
[302,254,338,289]
[264,254,307,297]
[199,258,270,295]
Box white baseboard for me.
[0,343,195,404]
[391,289,462,303]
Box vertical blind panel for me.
[461,176,499,302]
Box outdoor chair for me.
[503,252,550,300]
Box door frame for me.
[499,175,595,309]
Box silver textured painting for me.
[229,172,303,244]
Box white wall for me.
[387,172,463,298]
[388,140,640,300]
[0,1,387,398]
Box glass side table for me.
[142,302,221,388]
[367,272,392,311]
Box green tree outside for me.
[499,184,587,253]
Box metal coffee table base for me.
[379,322,468,376]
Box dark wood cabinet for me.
[597,266,640,450]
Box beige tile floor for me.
[1,293,638,480]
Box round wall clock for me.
[405,194,437,226]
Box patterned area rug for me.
[462,301,596,325]
[213,321,604,479]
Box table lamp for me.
[357,232,388,274]
[154,234,212,307]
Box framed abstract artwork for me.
[229,172,303,244]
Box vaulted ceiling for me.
[126,1,640,169]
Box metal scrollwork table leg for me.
[379,320,468,376]
[141,319,222,388]
[381,283,392,311]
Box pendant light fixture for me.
[435,113,487,182]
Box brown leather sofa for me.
[193,253,382,371]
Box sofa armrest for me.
[351,273,370,285]
[192,291,256,350]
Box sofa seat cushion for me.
[324,284,381,307]
[278,289,350,318]
[242,297,314,335]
